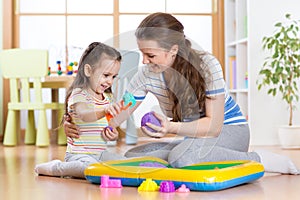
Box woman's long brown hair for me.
[135,12,211,122]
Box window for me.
[2,0,224,132]
[5,0,224,70]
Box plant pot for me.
[278,125,300,149]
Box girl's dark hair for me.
[136,12,210,122]
[63,42,121,122]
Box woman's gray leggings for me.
[125,124,260,167]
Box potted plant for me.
[257,13,300,149]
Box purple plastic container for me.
[159,181,175,193]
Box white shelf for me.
[227,38,248,46]
[225,0,249,119]
[229,89,248,93]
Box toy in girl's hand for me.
[105,92,136,121]
[141,112,162,132]
[104,126,113,131]
[122,91,136,109]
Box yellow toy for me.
[66,61,78,75]
[138,178,159,192]
[84,156,264,191]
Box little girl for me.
[35,42,125,178]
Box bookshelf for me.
[224,0,249,120]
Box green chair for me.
[0,49,66,146]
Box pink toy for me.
[159,181,175,193]
[100,175,122,188]
[176,184,190,193]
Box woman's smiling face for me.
[137,39,177,73]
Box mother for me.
[65,12,299,174]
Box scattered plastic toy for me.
[73,61,79,73]
[48,66,51,75]
[138,178,159,192]
[100,175,122,188]
[66,61,78,75]
[56,61,62,75]
[66,62,74,75]
[159,181,175,193]
[176,184,190,193]
[141,112,162,132]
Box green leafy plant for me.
[257,14,300,126]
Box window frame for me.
[2,0,224,135]
[3,0,224,65]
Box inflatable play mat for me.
[84,156,264,191]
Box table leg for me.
[51,88,59,144]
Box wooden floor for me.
[1,138,300,200]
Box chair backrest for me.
[0,49,48,108]
[0,49,48,78]
[113,50,140,101]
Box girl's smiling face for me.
[85,58,120,95]
[137,39,178,73]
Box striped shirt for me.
[127,54,247,125]
[66,88,112,154]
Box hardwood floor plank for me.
[1,141,300,200]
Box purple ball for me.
[141,112,162,132]
[104,126,113,131]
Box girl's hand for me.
[102,126,119,141]
[63,114,80,139]
[141,112,170,138]
[105,101,123,118]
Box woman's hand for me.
[141,112,170,138]
[63,114,80,139]
[102,126,119,141]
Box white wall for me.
[0,0,3,136]
[249,0,300,145]
[0,0,2,50]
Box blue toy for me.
[106,92,136,121]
